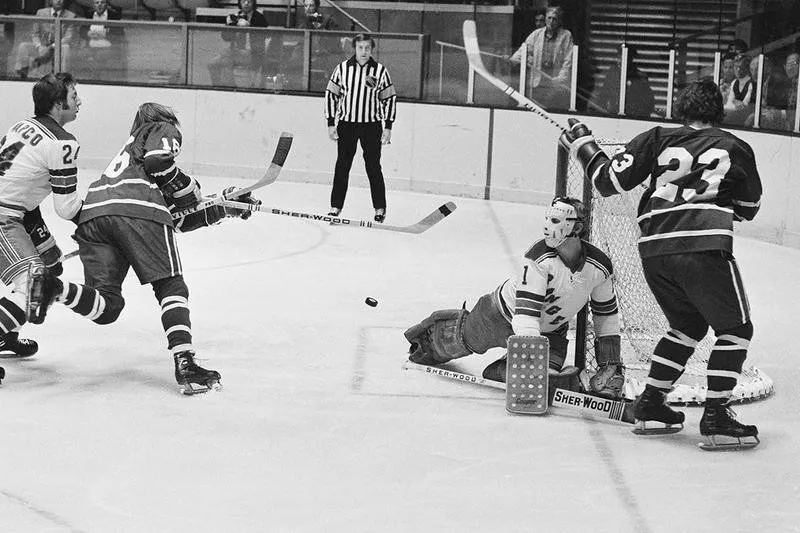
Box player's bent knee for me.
[94,293,124,325]
[462,293,513,353]
[715,320,753,341]
[152,276,189,302]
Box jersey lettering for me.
[652,146,732,204]
[0,141,24,176]
[103,137,134,178]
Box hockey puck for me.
[365,297,378,307]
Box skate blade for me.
[0,352,36,360]
[698,434,760,451]
[180,380,222,396]
[631,420,684,435]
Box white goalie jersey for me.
[0,116,82,220]
[493,239,620,337]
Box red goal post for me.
[555,140,774,405]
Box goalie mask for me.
[543,197,585,248]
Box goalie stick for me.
[218,200,457,234]
[402,360,634,425]
[462,20,569,135]
[61,132,294,262]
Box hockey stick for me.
[402,360,634,424]
[218,200,457,234]
[62,133,294,262]
[170,131,294,220]
[462,20,569,134]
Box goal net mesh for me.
[556,141,774,405]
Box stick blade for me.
[271,132,294,167]
[462,20,486,74]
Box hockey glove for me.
[558,118,609,178]
[23,208,63,276]
[221,186,261,220]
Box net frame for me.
[556,140,774,405]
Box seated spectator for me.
[533,9,546,30]
[723,53,753,125]
[74,0,125,78]
[747,55,791,129]
[718,52,736,102]
[13,0,77,79]
[508,6,573,110]
[300,0,336,30]
[208,0,268,89]
[592,45,655,117]
[1,4,16,77]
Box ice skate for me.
[589,363,625,400]
[632,385,685,435]
[174,351,222,395]
[698,399,759,451]
[26,263,62,325]
[0,332,38,359]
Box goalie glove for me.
[558,118,610,178]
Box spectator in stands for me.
[0,3,16,77]
[592,45,655,117]
[726,38,748,57]
[300,0,336,30]
[719,52,736,103]
[746,55,791,130]
[723,53,753,125]
[13,0,77,79]
[533,10,546,30]
[508,5,573,110]
[208,0,268,88]
[76,0,125,78]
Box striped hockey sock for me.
[706,334,749,401]
[646,329,698,392]
[57,282,107,321]
[160,295,193,354]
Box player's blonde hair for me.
[130,102,179,134]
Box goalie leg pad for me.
[594,335,622,366]
[462,293,513,354]
[404,308,472,366]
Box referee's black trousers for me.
[331,121,386,210]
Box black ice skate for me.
[174,351,222,395]
[698,399,760,451]
[632,385,685,435]
[0,332,38,359]
[26,263,62,325]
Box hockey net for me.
[556,141,774,405]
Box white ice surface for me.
[1,174,798,533]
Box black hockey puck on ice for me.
[365,297,378,307]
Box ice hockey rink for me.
[0,175,797,533]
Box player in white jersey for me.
[405,197,625,400]
[0,73,108,368]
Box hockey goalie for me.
[404,196,625,403]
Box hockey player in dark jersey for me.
[0,73,111,366]
[404,197,625,401]
[30,102,260,394]
[560,79,762,450]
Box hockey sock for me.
[0,293,27,333]
[57,282,107,321]
[646,329,698,391]
[706,322,752,401]
[153,276,193,354]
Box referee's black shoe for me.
[374,208,386,223]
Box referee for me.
[325,33,397,222]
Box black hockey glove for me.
[24,207,64,276]
[558,118,609,177]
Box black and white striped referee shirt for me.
[325,56,397,128]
